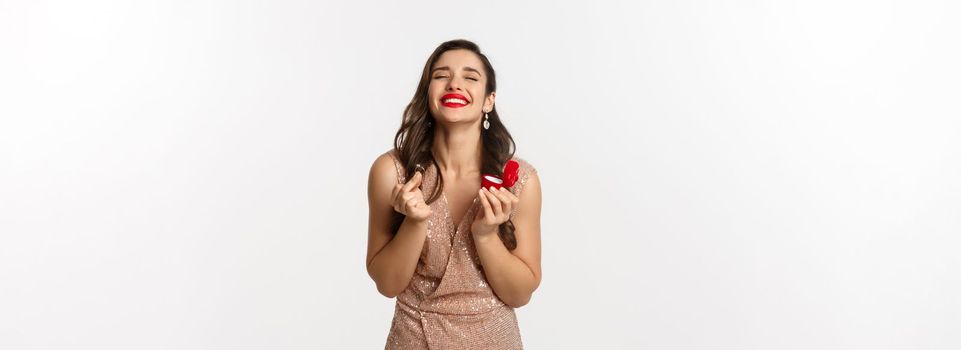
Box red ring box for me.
[481,160,520,190]
[481,174,505,190]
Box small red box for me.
[481,160,520,190]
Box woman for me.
[366,39,542,349]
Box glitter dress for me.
[384,149,537,350]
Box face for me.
[427,49,495,125]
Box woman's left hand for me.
[471,186,520,237]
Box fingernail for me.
[489,186,496,191]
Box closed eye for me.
[433,75,477,81]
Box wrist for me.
[405,215,429,225]
[472,226,498,241]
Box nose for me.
[446,77,462,91]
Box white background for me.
[2,1,959,349]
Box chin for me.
[434,112,466,123]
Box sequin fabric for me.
[383,150,537,350]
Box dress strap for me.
[386,150,406,184]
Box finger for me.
[500,188,519,215]
[501,187,520,204]
[492,188,513,213]
[478,188,495,220]
[391,183,403,206]
[403,171,423,193]
[405,196,420,211]
[483,187,504,218]
[411,171,424,187]
[485,190,505,221]
[410,188,424,197]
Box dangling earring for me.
[483,113,490,130]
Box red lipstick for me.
[440,93,469,108]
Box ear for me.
[484,91,496,112]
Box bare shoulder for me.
[516,169,541,205]
[507,156,542,290]
[368,150,400,203]
[367,150,401,268]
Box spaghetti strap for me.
[385,150,406,184]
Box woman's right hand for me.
[391,171,432,221]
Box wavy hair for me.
[389,39,518,250]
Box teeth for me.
[443,98,468,104]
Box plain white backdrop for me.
[1,0,959,349]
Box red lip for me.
[440,93,469,108]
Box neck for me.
[431,123,483,177]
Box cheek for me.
[426,88,439,109]
[472,88,487,106]
[428,85,444,102]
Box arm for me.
[472,172,542,308]
[365,153,430,297]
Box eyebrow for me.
[431,66,483,76]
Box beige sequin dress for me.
[384,150,537,350]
